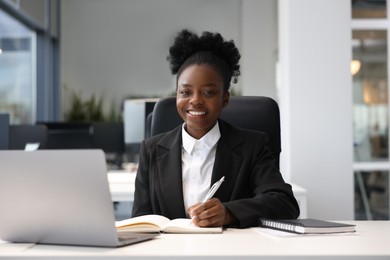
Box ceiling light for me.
[351,60,361,76]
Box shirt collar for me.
[182,121,221,155]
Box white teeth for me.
[188,111,206,116]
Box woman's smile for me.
[187,110,207,116]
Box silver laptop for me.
[0,149,158,247]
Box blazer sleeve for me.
[221,131,300,228]
[131,139,154,217]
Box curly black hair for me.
[167,29,241,91]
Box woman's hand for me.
[188,198,236,227]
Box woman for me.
[131,29,299,228]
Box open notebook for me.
[0,150,158,247]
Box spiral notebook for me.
[259,218,356,234]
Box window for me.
[352,0,389,220]
[0,8,36,124]
[353,30,388,162]
[352,0,387,19]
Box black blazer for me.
[132,120,300,228]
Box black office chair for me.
[8,124,48,150]
[145,112,153,139]
[149,96,281,168]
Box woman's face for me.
[176,64,229,139]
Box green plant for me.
[63,87,87,122]
[63,85,122,122]
[107,100,123,122]
[85,94,105,121]
[229,86,241,96]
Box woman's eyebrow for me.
[178,83,192,87]
[202,84,219,88]
[178,83,220,88]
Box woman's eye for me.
[178,90,190,96]
[203,90,215,96]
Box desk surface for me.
[1,221,389,259]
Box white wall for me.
[241,0,277,99]
[278,0,354,220]
[60,0,277,115]
[61,0,242,114]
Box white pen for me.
[202,176,225,203]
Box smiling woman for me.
[131,29,300,229]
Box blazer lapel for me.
[155,127,187,218]
[154,121,244,217]
[211,120,244,202]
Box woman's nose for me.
[190,92,203,106]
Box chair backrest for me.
[150,96,281,168]
[9,125,48,150]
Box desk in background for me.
[0,221,389,259]
[107,170,308,218]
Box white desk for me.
[0,221,389,259]
[107,170,308,218]
[107,170,136,202]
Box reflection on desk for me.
[108,170,308,218]
[0,221,389,259]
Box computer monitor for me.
[37,122,126,168]
[91,122,125,168]
[8,125,48,150]
[92,122,124,154]
[123,99,157,162]
[38,122,93,149]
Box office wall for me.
[61,0,241,114]
[241,0,277,99]
[278,0,354,220]
[60,0,277,115]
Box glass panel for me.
[0,8,36,124]
[355,171,389,220]
[353,30,388,162]
[352,0,387,19]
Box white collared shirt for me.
[181,122,221,215]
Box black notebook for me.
[259,218,356,234]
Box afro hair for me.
[167,29,241,88]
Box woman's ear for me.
[223,91,230,107]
